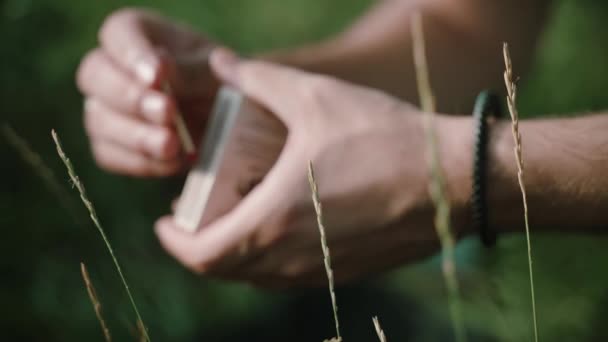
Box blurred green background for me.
[2,0,608,341]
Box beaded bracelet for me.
[472,91,502,247]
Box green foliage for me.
[2,0,608,341]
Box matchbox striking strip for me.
[175,87,244,232]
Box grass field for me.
[2,0,608,340]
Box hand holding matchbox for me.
[174,86,287,233]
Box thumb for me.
[209,47,307,128]
[155,147,303,272]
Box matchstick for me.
[162,82,196,156]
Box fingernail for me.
[210,47,239,83]
[84,98,99,112]
[141,93,168,123]
[134,55,160,85]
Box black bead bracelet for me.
[472,91,502,247]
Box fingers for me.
[91,140,181,177]
[98,8,165,85]
[85,99,180,161]
[79,8,216,178]
[155,214,247,272]
[77,49,176,125]
[97,8,217,98]
[210,48,308,127]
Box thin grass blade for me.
[81,262,112,342]
[51,130,150,342]
[308,162,341,342]
[411,12,466,342]
[502,42,539,342]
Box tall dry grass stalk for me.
[81,262,112,342]
[137,318,148,342]
[411,12,466,342]
[307,162,341,342]
[372,316,387,342]
[502,43,539,342]
[1,124,84,226]
[51,130,151,342]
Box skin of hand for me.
[77,5,608,290]
[76,8,217,177]
[155,48,475,288]
[76,0,549,178]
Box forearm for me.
[263,0,550,113]
[443,113,608,237]
[490,114,608,234]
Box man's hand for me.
[77,8,216,177]
[155,49,474,287]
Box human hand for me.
[77,8,217,176]
[155,48,474,287]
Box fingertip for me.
[155,214,171,229]
[133,54,162,85]
[209,47,238,65]
[154,216,179,255]
[209,47,239,85]
[140,91,175,124]
[160,128,181,160]
[83,97,99,114]
[145,126,180,160]
[154,217,210,273]
[154,215,184,255]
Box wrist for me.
[435,115,528,240]
[485,119,523,235]
[483,118,557,236]
[435,115,475,239]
